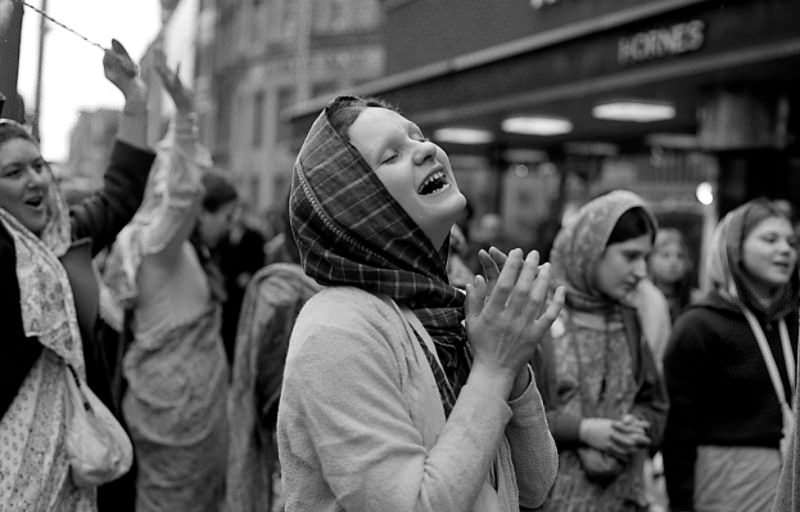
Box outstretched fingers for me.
[506,251,540,316]
[485,248,524,313]
[465,275,488,320]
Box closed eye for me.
[380,151,398,165]
[1,165,24,178]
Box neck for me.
[748,280,780,309]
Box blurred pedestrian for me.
[648,228,697,323]
[0,40,155,510]
[533,190,668,512]
[663,198,799,512]
[277,96,563,511]
[226,202,320,512]
[104,52,229,512]
[218,204,266,363]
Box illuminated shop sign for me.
[618,19,705,65]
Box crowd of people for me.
[2,40,800,512]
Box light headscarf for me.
[705,198,799,321]
[550,190,656,311]
[0,119,79,368]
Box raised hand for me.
[152,48,194,114]
[465,249,564,398]
[103,39,144,100]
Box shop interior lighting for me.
[433,127,494,144]
[502,116,573,136]
[696,181,714,206]
[592,100,676,122]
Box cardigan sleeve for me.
[281,319,514,511]
[506,364,559,510]
[70,141,155,255]
[0,226,43,421]
[662,312,710,511]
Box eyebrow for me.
[369,121,424,164]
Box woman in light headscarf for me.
[663,199,799,512]
[0,41,154,510]
[104,52,231,511]
[277,95,563,512]
[534,190,668,511]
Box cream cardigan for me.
[277,286,557,511]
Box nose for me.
[412,139,437,166]
[632,257,647,279]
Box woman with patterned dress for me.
[104,54,231,511]
[534,190,669,511]
[0,41,154,510]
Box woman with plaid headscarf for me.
[276,96,564,511]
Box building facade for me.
[211,0,385,210]
[290,0,800,268]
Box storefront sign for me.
[618,19,705,65]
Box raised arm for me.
[70,39,155,252]
[137,51,209,264]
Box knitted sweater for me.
[277,286,558,512]
[662,294,798,510]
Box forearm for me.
[416,376,514,510]
[116,92,149,151]
[506,366,558,509]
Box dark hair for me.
[606,207,655,246]
[0,119,37,147]
[326,96,398,142]
[201,171,238,213]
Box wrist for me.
[122,82,147,104]
[468,361,516,401]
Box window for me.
[275,87,295,144]
[252,90,265,148]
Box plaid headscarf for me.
[289,98,469,413]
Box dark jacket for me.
[662,291,799,511]
[0,140,155,419]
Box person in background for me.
[533,190,668,512]
[218,203,266,363]
[648,228,697,323]
[663,198,799,512]
[226,201,321,512]
[104,51,230,512]
[278,95,563,511]
[0,40,155,510]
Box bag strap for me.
[741,307,795,409]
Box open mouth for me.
[24,195,45,209]
[417,169,450,195]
